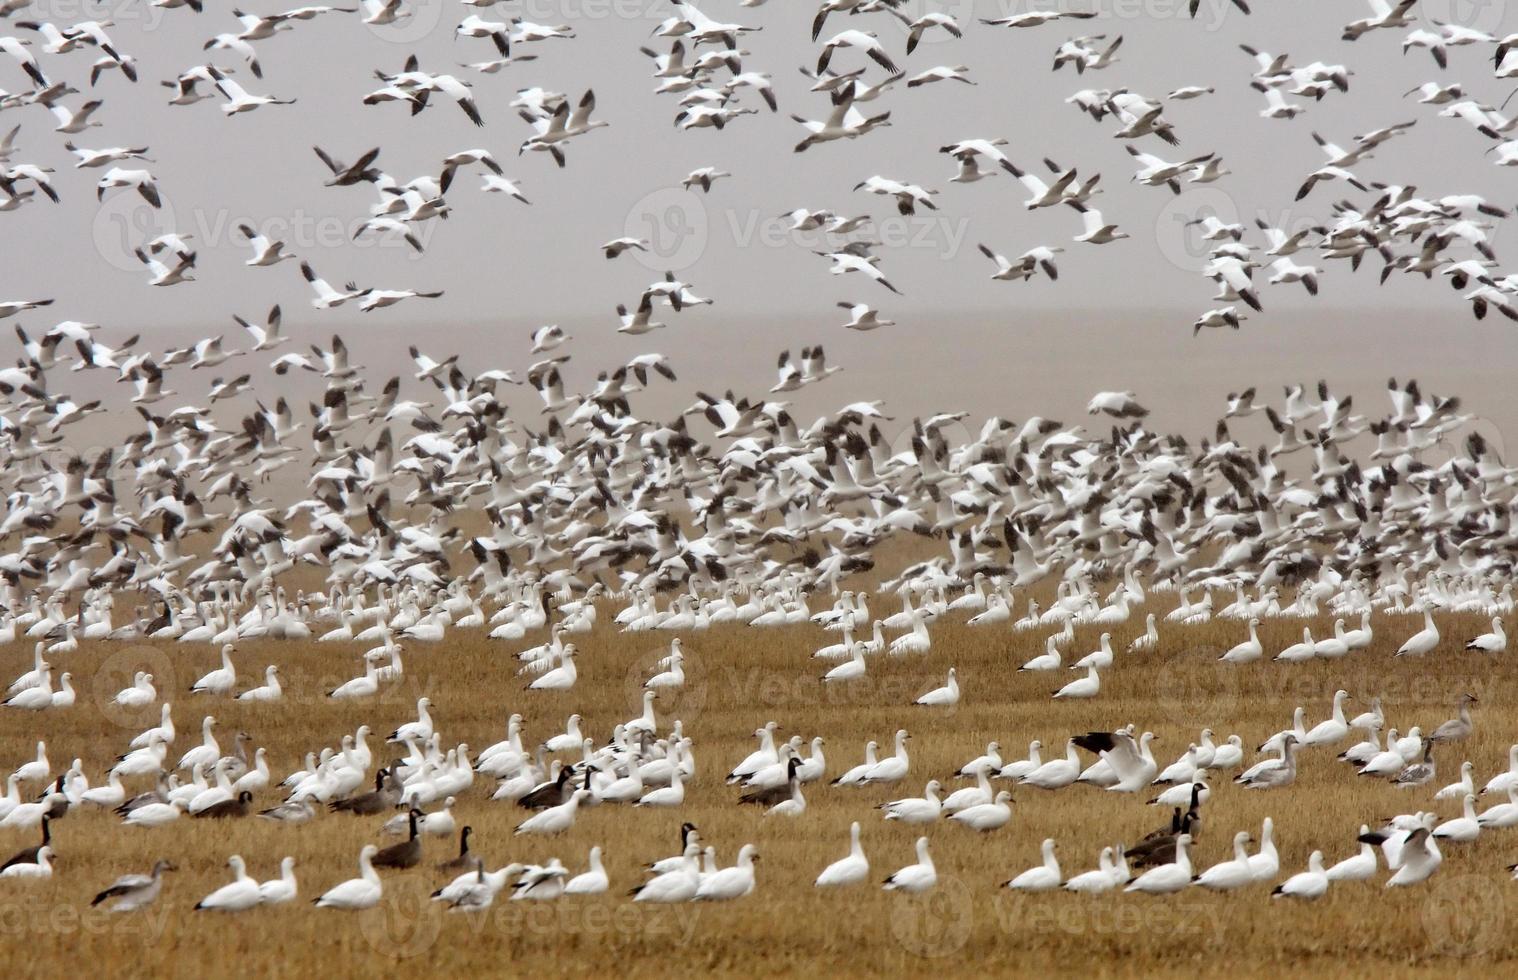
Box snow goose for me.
[1394,609,1440,656]
[1301,690,1351,746]
[92,860,173,911]
[1435,762,1476,801]
[1384,825,1442,888]
[860,730,910,785]
[1064,847,1126,894]
[1326,830,1377,881]
[194,855,262,912]
[1434,795,1480,842]
[1019,636,1061,671]
[565,847,608,895]
[1272,851,1327,900]
[998,740,1043,781]
[0,845,52,880]
[1053,664,1100,699]
[816,822,869,888]
[695,845,758,901]
[914,668,959,706]
[949,790,1013,832]
[1481,746,1518,796]
[1004,838,1061,891]
[882,837,936,893]
[1021,740,1081,790]
[10,742,47,784]
[259,857,298,905]
[632,845,700,904]
[879,780,941,824]
[113,672,157,708]
[1220,618,1263,663]
[1466,617,1506,652]
[1391,740,1436,788]
[832,741,878,786]
[1478,787,1518,828]
[1194,830,1254,891]
[314,846,383,909]
[190,645,237,695]
[1430,694,1478,743]
[1246,818,1279,881]
[1125,834,1193,894]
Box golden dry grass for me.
[0,598,1514,979]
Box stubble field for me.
[0,595,1513,979]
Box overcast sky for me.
[3,0,1517,435]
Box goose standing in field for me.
[1004,838,1061,891]
[564,847,608,895]
[860,730,910,785]
[1430,694,1478,743]
[1021,739,1081,790]
[1326,830,1378,882]
[0,845,53,880]
[1272,851,1328,900]
[1193,830,1254,891]
[878,780,941,824]
[190,645,237,695]
[695,845,759,901]
[1394,608,1440,656]
[949,790,1013,832]
[1301,690,1351,746]
[1392,739,1437,788]
[1053,664,1100,700]
[1246,818,1279,882]
[92,860,173,911]
[1124,834,1193,894]
[194,855,262,912]
[1433,795,1480,842]
[914,667,959,706]
[816,822,868,887]
[1466,618,1506,652]
[882,836,936,893]
[314,846,383,909]
[258,857,298,905]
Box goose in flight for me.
[853,175,936,215]
[135,248,195,287]
[236,224,294,266]
[211,70,296,115]
[792,84,891,153]
[815,245,901,295]
[601,237,649,260]
[313,145,380,187]
[64,141,151,168]
[1073,207,1128,244]
[982,10,1098,28]
[95,167,160,207]
[977,244,1062,282]
[838,302,893,330]
[817,31,899,75]
[300,262,369,309]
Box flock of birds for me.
[1,0,1518,938]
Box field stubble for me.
[0,599,1514,978]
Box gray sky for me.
[3,0,1517,433]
